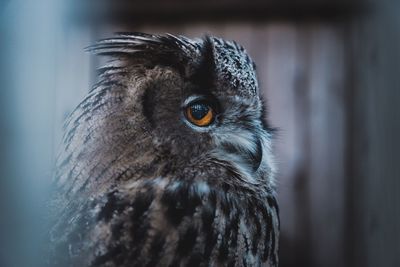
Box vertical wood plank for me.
[306,24,346,267]
[348,2,400,266]
[258,23,314,267]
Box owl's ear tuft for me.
[188,36,216,91]
[86,32,201,76]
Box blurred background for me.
[0,0,399,266]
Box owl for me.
[47,32,279,267]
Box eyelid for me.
[182,95,208,108]
[182,95,220,114]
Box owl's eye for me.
[185,102,214,127]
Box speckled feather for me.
[48,32,279,267]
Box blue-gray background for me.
[0,1,399,266]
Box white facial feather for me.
[211,126,274,186]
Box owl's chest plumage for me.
[50,175,278,267]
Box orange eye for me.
[186,102,214,127]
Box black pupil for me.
[190,103,209,120]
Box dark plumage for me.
[47,32,279,267]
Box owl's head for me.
[84,32,275,190]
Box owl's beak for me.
[251,138,263,172]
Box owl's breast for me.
[52,177,279,267]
